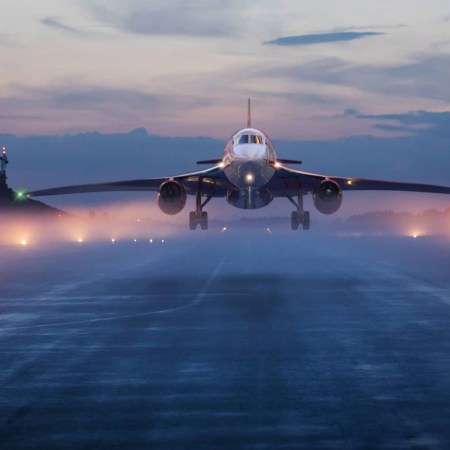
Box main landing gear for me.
[288,192,310,230]
[189,184,212,230]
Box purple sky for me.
[1,1,450,139]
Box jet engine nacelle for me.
[157,180,186,215]
[313,179,342,214]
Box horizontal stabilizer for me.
[197,159,223,165]
[277,159,302,165]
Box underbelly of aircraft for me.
[226,187,273,209]
[224,159,275,209]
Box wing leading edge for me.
[269,165,450,196]
[27,165,231,198]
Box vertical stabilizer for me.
[247,98,251,128]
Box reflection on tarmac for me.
[1,232,450,449]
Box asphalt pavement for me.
[1,231,450,449]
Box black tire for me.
[200,211,208,230]
[291,211,299,230]
[302,211,310,230]
[189,212,197,230]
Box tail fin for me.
[247,98,251,128]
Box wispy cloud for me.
[350,109,450,137]
[264,31,384,46]
[0,84,164,112]
[41,17,82,35]
[83,0,240,37]
[259,53,450,102]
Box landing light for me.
[245,173,254,184]
[347,180,353,186]
[219,162,225,168]
[274,162,281,168]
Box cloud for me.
[0,83,164,112]
[260,53,450,103]
[41,17,82,35]
[0,81,217,135]
[353,110,450,137]
[83,0,240,37]
[264,31,384,46]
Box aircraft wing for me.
[268,165,450,196]
[27,165,232,198]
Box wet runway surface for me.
[1,232,450,449]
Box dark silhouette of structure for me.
[0,147,14,204]
[0,146,63,215]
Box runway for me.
[1,231,450,449]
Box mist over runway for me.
[1,232,450,449]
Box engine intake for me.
[313,179,342,215]
[157,180,186,215]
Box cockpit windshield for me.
[235,134,263,145]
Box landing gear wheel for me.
[189,212,197,230]
[302,211,310,230]
[200,211,208,230]
[291,211,310,230]
[291,211,299,230]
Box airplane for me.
[28,100,450,230]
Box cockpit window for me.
[235,134,263,145]
[236,135,249,144]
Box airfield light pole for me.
[0,146,8,188]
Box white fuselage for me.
[222,128,277,209]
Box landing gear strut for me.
[288,191,310,230]
[190,181,211,230]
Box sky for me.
[2,0,450,139]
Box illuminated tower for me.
[0,147,8,189]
